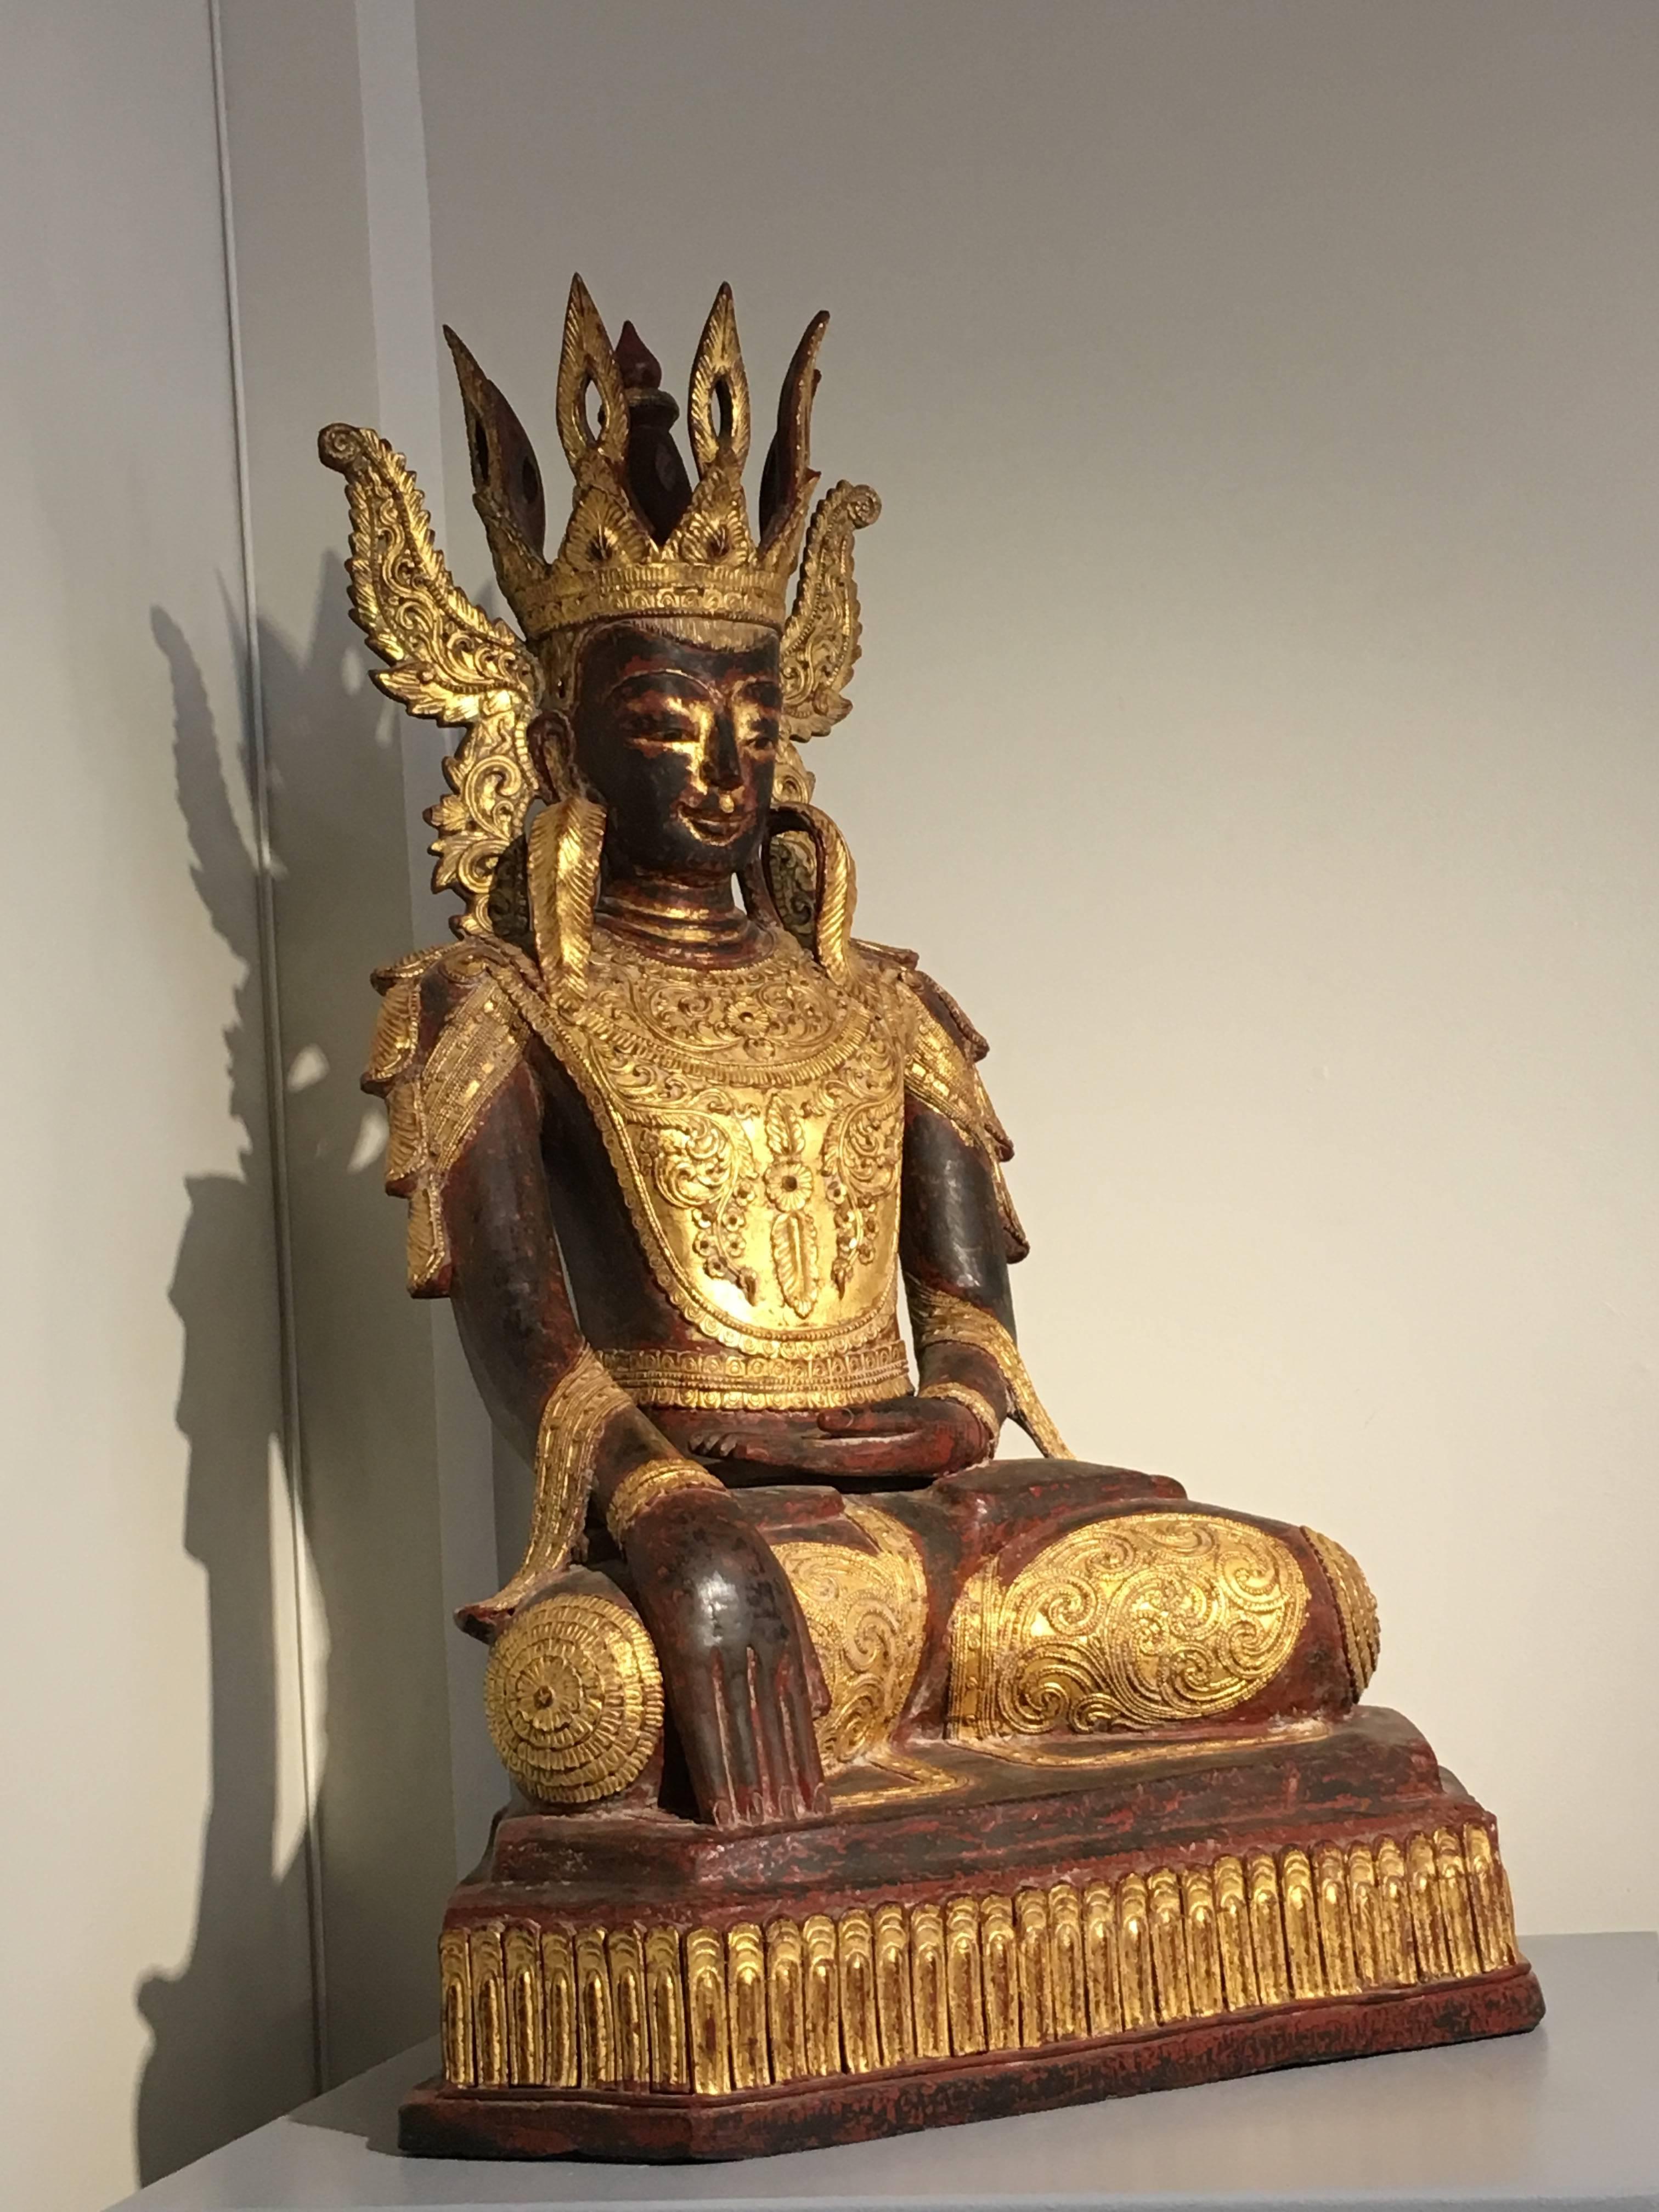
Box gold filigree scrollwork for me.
[596,1337,912,1412]
[907,1281,1071,1458]
[647,1101,760,1304]
[947,1511,1309,1741]
[482,1589,664,1805]
[500,927,910,1362]
[318,424,545,934]
[820,1036,902,1293]
[773,1505,930,1769]
[1302,1526,1381,1697]
[780,481,882,742]
[439,1821,1523,2090]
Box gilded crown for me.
[448,275,828,643]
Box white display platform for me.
[112,1933,1657,2211]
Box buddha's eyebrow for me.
[601,668,710,707]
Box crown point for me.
[614,321,662,394]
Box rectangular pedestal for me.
[408,1711,1540,2162]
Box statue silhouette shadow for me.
[135,575,460,2183]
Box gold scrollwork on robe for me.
[774,1505,930,1769]
[947,1511,1309,1741]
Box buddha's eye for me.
[619,702,704,751]
[732,690,780,753]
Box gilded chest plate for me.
[533,929,913,1360]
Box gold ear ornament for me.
[527,794,606,1003]
[763,803,861,978]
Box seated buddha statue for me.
[321,277,1539,2160]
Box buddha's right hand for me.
[617,1472,829,1831]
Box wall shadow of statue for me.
[134,608,314,2181]
[136,573,463,2181]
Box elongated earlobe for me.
[529,708,575,801]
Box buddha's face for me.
[566,623,781,881]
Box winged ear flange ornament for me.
[780,480,882,744]
[319,422,546,936]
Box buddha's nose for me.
[706,709,744,794]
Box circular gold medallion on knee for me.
[484,1588,663,1805]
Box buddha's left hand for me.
[653,1396,992,1480]
[815,1393,991,1469]
[776,1394,991,1476]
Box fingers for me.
[677,1643,763,1830]
[817,1403,922,1435]
[783,1431,933,1475]
[633,1505,833,1830]
[778,1651,831,1820]
[681,1636,830,1830]
[751,1646,801,1822]
[744,1638,830,1827]
[683,1426,752,1458]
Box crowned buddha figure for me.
[321,279,1540,2160]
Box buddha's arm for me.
[371,951,826,1828]
[439,1054,674,1530]
[891,970,1072,1459]
[898,1098,1016,1457]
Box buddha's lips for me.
[677,805,752,846]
